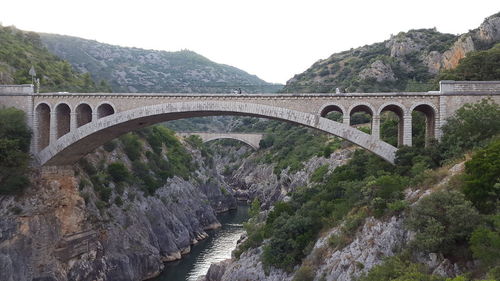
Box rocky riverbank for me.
[0,135,236,281]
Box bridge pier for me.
[403,114,412,146]
[372,115,380,139]
[49,110,57,145]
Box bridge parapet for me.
[440,80,500,94]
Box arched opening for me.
[55,103,71,139]
[35,103,50,150]
[412,104,436,147]
[97,103,115,119]
[349,104,373,134]
[379,104,405,147]
[75,103,93,127]
[320,104,344,123]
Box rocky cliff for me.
[0,133,236,281]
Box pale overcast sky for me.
[1,0,499,83]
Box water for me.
[151,204,249,281]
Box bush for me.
[406,190,480,255]
[120,133,143,161]
[292,265,315,281]
[462,139,500,214]
[103,140,117,152]
[358,255,445,281]
[439,99,500,160]
[469,214,500,268]
[107,162,130,183]
[310,164,329,183]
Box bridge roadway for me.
[1,80,499,166]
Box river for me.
[151,204,249,281]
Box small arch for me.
[378,103,406,147]
[410,103,437,147]
[97,103,115,119]
[75,103,93,127]
[319,103,346,123]
[35,103,51,151]
[348,103,375,133]
[55,103,71,138]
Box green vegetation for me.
[0,107,31,194]
[235,99,500,277]
[0,24,111,92]
[439,99,500,160]
[462,139,500,214]
[107,162,130,183]
[406,191,480,255]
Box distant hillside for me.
[283,12,500,93]
[0,25,110,92]
[40,34,282,93]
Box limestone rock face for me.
[476,15,500,45]
[358,60,397,82]
[0,140,236,281]
[386,36,423,58]
[439,35,476,70]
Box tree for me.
[0,107,31,194]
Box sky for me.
[1,1,499,84]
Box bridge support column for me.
[70,112,77,132]
[342,115,350,125]
[402,114,412,146]
[49,111,57,144]
[33,108,39,153]
[372,115,380,139]
[92,112,98,122]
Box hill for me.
[0,25,110,92]
[40,33,282,93]
[283,12,500,93]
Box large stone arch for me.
[37,101,397,166]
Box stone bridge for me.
[177,132,264,149]
[1,80,499,166]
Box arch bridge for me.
[177,132,264,149]
[0,81,499,166]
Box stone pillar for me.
[372,114,380,139]
[70,112,77,132]
[436,96,446,140]
[343,114,350,126]
[28,94,36,154]
[32,107,39,153]
[402,113,412,146]
[50,111,57,144]
[92,112,98,122]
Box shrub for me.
[292,265,315,281]
[310,164,329,183]
[120,133,143,161]
[462,139,500,214]
[107,162,130,183]
[358,255,445,281]
[406,190,480,255]
[103,140,117,152]
[469,214,500,267]
[439,99,500,160]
